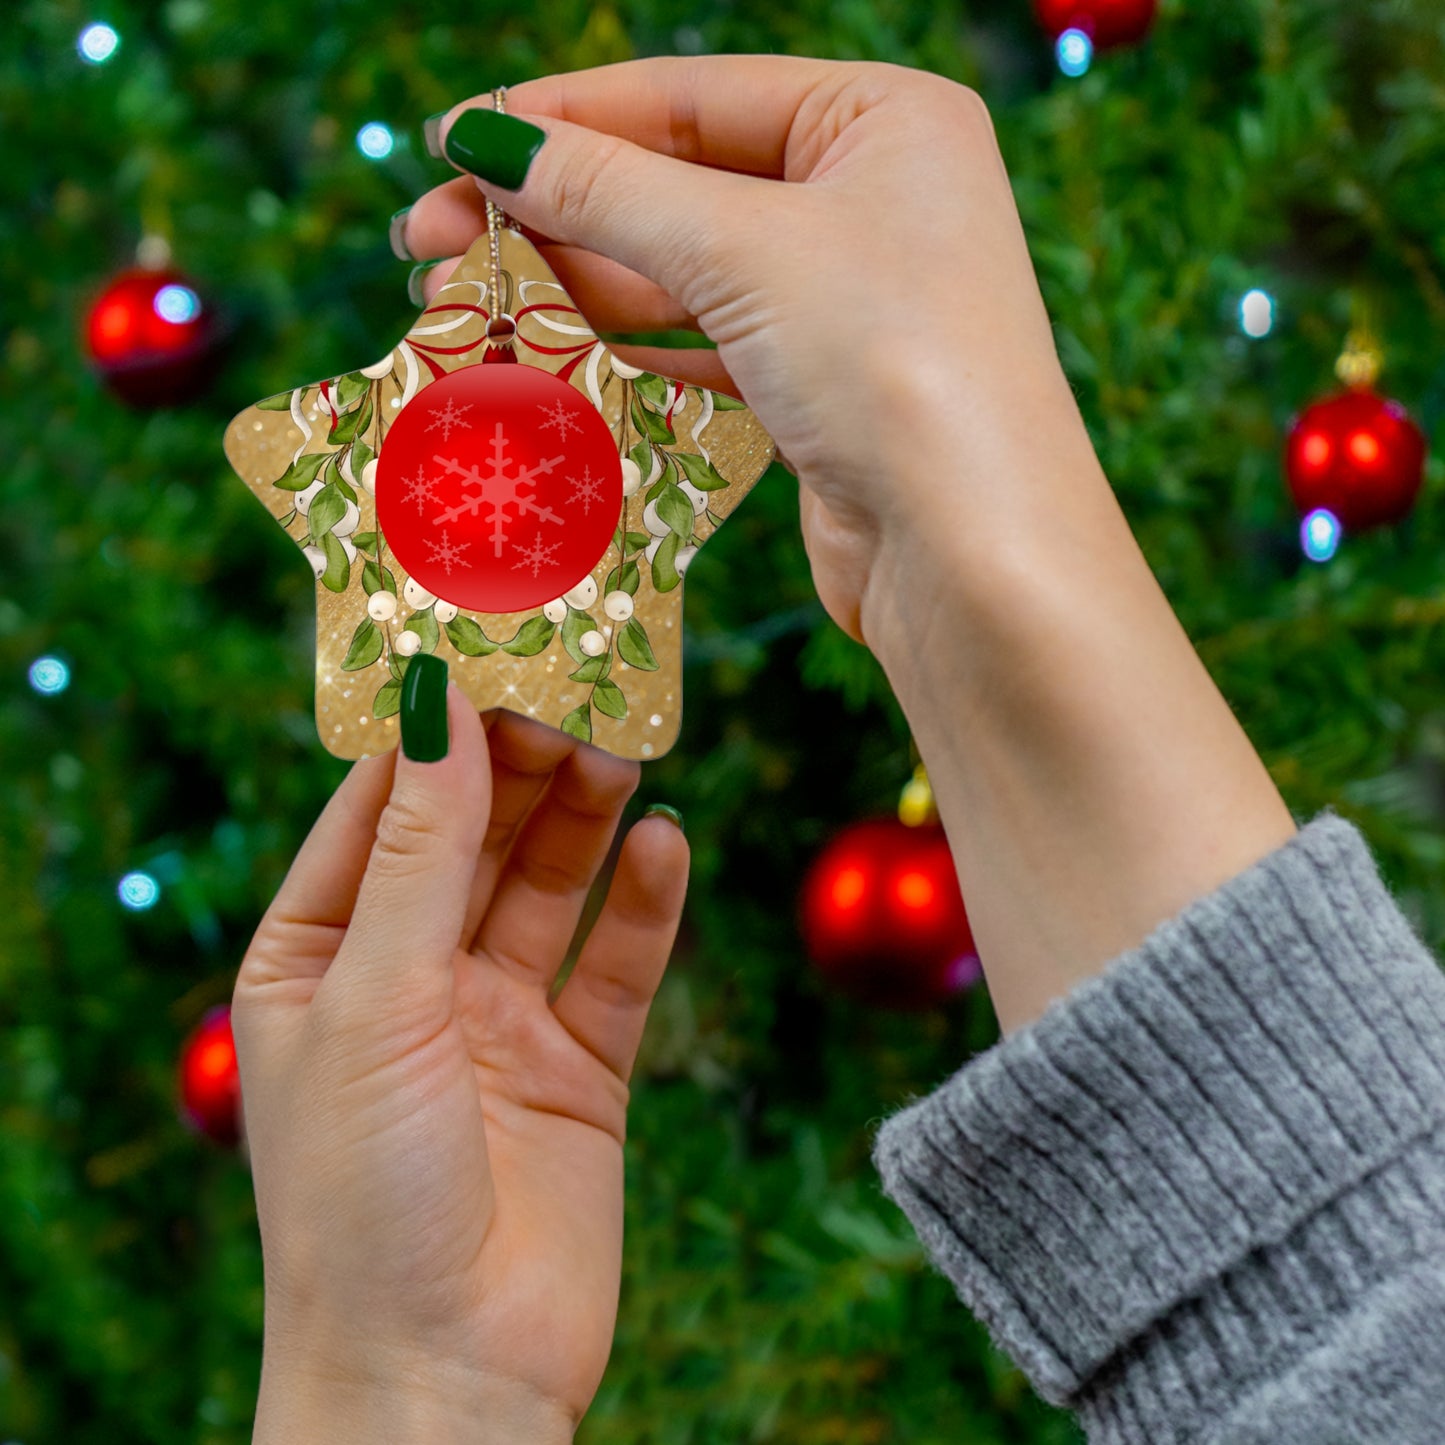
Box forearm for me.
[859,370,1295,1033]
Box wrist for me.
[254,1345,575,1445]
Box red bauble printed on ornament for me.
[85,267,220,407]
[377,362,623,613]
[800,818,981,1010]
[1034,0,1157,48]
[178,1005,242,1147]
[1285,388,1427,533]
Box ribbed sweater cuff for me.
[871,815,1445,1422]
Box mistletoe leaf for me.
[605,560,641,597]
[709,389,747,411]
[631,396,674,446]
[569,652,612,684]
[633,373,668,409]
[628,438,651,477]
[561,606,595,665]
[445,617,498,656]
[361,561,397,596]
[650,531,682,593]
[329,394,373,446]
[593,678,628,720]
[388,653,411,683]
[334,370,370,410]
[404,606,440,653]
[372,678,403,719]
[560,704,592,743]
[274,450,328,491]
[341,617,384,671]
[352,531,379,556]
[644,452,677,503]
[320,531,350,593]
[500,615,556,657]
[351,437,376,478]
[624,530,651,554]
[656,483,694,539]
[618,618,659,670]
[256,390,294,412]
[674,450,731,491]
[308,482,346,543]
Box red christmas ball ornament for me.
[178,1005,242,1147]
[800,818,981,1010]
[1285,388,1427,533]
[1034,0,1157,49]
[85,267,219,407]
[377,362,623,613]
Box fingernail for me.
[644,803,684,834]
[443,107,546,191]
[407,259,445,308]
[400,654,449,762]
[423,111,447,160]
[388,206,413,262]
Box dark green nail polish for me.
[443,107,546,191]
[407,258,445,308]
[596,329,719,353]
[644,803,685,834]
[400,654,449,762]
[423,112,446,160]
[388,206,413,262]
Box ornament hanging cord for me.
[486,87,514,345]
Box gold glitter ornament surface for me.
[223,226,775,761]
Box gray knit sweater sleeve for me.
[871,814,1445,1443]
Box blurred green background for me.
[3,0,1444,1440]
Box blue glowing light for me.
[78,22,120,64]
[153,284,201,324]
[1301,508,1342,563]
[28,656,70,695]
[1240,288,1275,339]
[1056,28,1093,77]
[118,871,161,911]
[356,122,395,160]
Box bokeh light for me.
[153,284,201,324]
[28,656,70,695]
[78,22,120,64]
[117,871,161,911]
[1056,28,1093,77]
[1239,288,1275,338]
[356,122,395,159]
[1301,508,1342,563]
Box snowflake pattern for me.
[427,395,474,443]
[537,398,583,443]
[565,464,606,516]
[431,423,566,557]
[512,533,562,577]
[400,464,439,516]
[425,529,471,576]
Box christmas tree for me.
[2,1,1442,1441]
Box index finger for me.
[449,55,845,181]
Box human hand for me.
[399,56,1097,645]
[233,689,688,1443]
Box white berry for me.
[294,478,325,517]
[579,629,607,657]
[676,545,698,575]
[367,591,397,622]
[679,480,708,515]
[564,576,599,609]
[542,599,567,624]
[333,499,361,536]
[403,577,435,609]
[642,500,670,537]
[619,458,642,497]
[603,590,634,621]
[433,600,459,624]
[361,351,394,379]
[394,630,422,656]
[302,544,327,579]
[361,459,378,495]
[611,356,644,379]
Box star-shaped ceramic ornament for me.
[223,226,775,761]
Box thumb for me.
[327,661,491,1019]
[439,104,766,321]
